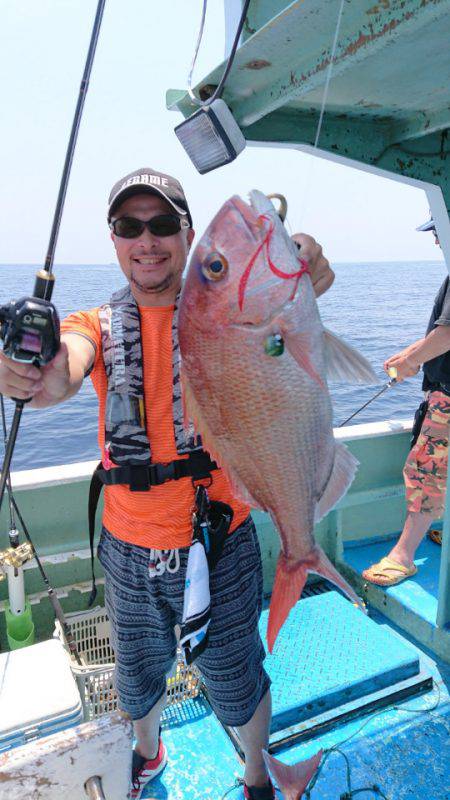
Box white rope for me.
[187,0,208,105]
[294,0,346,231]
[313,0,346,150]
[149,548,181,577]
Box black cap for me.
[108,167,192,226]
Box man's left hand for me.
[291,233,334,297]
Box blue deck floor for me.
[142,598,450,800]
[343,534,442,626]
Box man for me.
[0,168,334,800]
[363,216,449,587]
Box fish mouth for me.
[232,191,302,329]
[229,194,260,232]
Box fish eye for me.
[201,252,228,282]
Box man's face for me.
[110,193,195,305]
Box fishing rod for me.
[0,0,106,658]
[0,0,106,512]
[0,394,82,663]
[338,368,398,427]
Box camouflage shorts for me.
[404,390,450,516]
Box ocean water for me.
[0,259,446,471]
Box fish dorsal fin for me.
[262,749,323,800]
[323,328,377,383]
[181,369,263,510]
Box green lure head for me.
[264,333,284,357]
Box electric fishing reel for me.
[0,295,60,366]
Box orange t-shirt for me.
[61,305,250,549]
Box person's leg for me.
[97,529,177,754]
[133,691,167,759]
[387,510,435,568]
[395,393,450,565]
[363,391,449,585]
[235,689,272,787]
[195,516,273,792]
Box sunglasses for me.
[110,213,190,239]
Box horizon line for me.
[0,258,445,267]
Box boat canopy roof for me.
[167,0,450,211]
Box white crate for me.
[55,606,201,720]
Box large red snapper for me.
[179,190,375,655]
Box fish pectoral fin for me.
[219,463,265,510]
[315,442,358,523]
[262,749,323,800]
[323,328,377,383]
[283,330,325,389]
[180,369,199,434]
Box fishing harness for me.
[87,285,221,606]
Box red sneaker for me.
[130,739,168,799]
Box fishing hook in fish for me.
[238,215,310,311]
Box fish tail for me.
[267,546,365,652]
[262,748,323,800]
[312,545,366,612]
[267,553,309,653]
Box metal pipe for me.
[6,563,25,615]
[84,776,105,800]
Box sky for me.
[0,0,444,266]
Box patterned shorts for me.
[404,390,450,516]
[97,515,271,725]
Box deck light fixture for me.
[174,0,250,174]
[174,98,246,174]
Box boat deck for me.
[344,534,442,626]
[148,596,450,799]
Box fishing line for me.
[219,673,442,799]
[294,0,346,231]
[312,0,346,152]
[304,678,442,799]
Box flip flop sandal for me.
[362,556,417,587]
[428,529,442,546]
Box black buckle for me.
[151,461,177,484]
[188,451,215,480]
[128,466,150,492]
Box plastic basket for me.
[55,606,201,721]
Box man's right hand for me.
[0,342,72,407]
